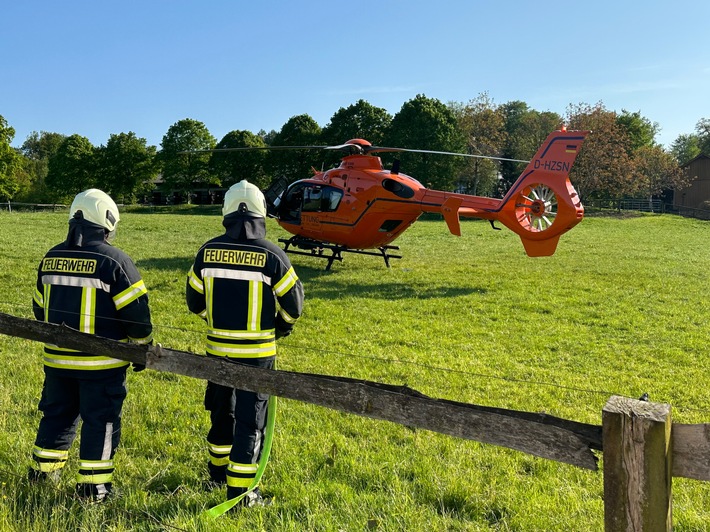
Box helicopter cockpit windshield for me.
[279,183,344,224]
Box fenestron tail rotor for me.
[496,130,589,256]
[515,184,559,233]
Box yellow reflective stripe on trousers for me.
[208,442,232,466]
[209,443,232,454]
[79,459,114,469]
[226,476,253,488]
[227,461,258,486]
[33,446,69,461]
[76,472,113,484]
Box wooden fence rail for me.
[1,311,709,531]
[0,312,599,469]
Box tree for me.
[670,133,701,165]
[384,94,464,190]
[21,131,66,160]
[695,118,710,155]
[616,109,659,152]
[498,102,563,190]
[0,116,23,201]
[566,102,636,199]
[321,100,392,146]
[46,134,96,201]
[96,132,157,203]
[633,144,688,201]
[158,119,217,199]
[258,129,278,146]
[19,131,67,201]
[321,100,393,170]
[209,130,268,189]
[266,114,322,182]
[450,93,508,195]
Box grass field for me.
[0,209,709,531]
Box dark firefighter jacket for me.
[32,220,153,374]
[186,215,304,359]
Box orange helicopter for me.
[258,128,589,269]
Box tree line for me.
[1,93,709,204]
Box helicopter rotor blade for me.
[365,146,529,163]
[179,145,329,154]
[180,142,529,163]
[182,142,373,156]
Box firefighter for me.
[29,189,153,501]
[186,180,304,507]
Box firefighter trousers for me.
[32,368,127,485]
[204,356,273,487]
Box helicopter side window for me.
[302,187,322,212]
[382,178,415,199]
[302,186,343,213]
[325,188,343,211]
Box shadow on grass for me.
[433,489,511,525]
[136,256,195,272]
[135,254,485,302]
[123,205,222,216]
[309,282,485,301]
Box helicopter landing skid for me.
[278,237,402,270]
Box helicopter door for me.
[264,175,290,217]
[279,182,307,224]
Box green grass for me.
[0,210,709,531]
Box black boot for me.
[75,482,114,502]
[27,467,61,484]
[227,487,272,508]
[206,462,227,488]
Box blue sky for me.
[2,1,708,150]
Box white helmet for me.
[223,180,267,218]
[69,189,120,236]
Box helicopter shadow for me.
[136,256,195,272]
[295,264,487,301]
[133,258,486,300]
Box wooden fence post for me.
[602,395,672,532]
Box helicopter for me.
[251,128,589,269]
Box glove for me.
[275,328,292,340]
[128,338,152,371]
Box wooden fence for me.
[0,312,708,531]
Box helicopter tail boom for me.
[421,129,588,256]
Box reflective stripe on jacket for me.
[186,234,304,359]
[33,239,153,372]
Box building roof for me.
[682,153,710,168]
